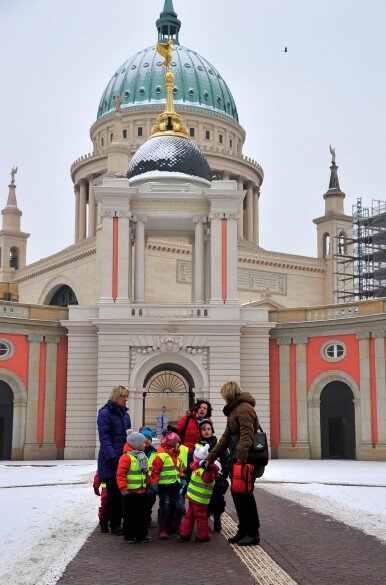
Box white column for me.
[74,186,80,243]
[253,187,259,245]
[116,214,131,303]
[100,212,114,303]
[246,183,254,241]
[194,218,205,303]
[209,213,222,304]
[226,213,239,303]
[88,179,97,238]
[134,216,146,303]
[78,180,87,241]
[237,178,244,238]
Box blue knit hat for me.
[139,426,153,440]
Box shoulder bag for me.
[230,425,269,468]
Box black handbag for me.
[230,425,269,467]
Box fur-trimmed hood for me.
[223,392,256,416]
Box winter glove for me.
[179,479,187,495]
[93,487,101,496]
[121,490,130,497]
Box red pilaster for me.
[290,342,297,447]
[37,340,46,447]
[54,338,68,449]
[269,339,280,449]
[369,336,378,447]
[112,216,118,302]
[221,218,227,304]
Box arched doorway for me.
[48,285,78,307]
[320,381,356,459]
[143,363,195,432]
[0,381,13,460]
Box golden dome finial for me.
[150,38,189,139]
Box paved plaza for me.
[57,487,386,585]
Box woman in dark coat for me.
[97,385,131,534]
[206,381,260,546]
[175,400,212,451]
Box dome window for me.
[139,87,145,95]
[208,69,214,75]
[321,340,347,362]
[197,65,203,71]
[0,339,13,360]
[171,61,176,66]
[184,63,191,68]
[104,100,108,106]
[173,86,179,95]
[121,68,126,73]
[155,86,162,94]
[157,61,163,66]
[143,62,149,68]
[217,96,222,104]
[203,91,209,100]
[125,90,130,98]
[131,65,136,70]
[188,88,195,96]
[113,72,118,78]
[227,101,231,109]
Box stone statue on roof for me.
[10,166,18,183]
[114,95,123,112]
[329,144,336,164]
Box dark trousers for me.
[122,493,148,540]
[146,489,157,523]
[105,477,123,529]
[231,490,260,537]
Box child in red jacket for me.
[93,471,109,532]
[116,429,150,544]
[178,443,219,542]
[151,431,185,540]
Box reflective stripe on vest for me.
[186,468,214,504]
[125,453,147,490]
[179,445,189,469]
[157,451,181,485]
[100,482,107,489]
[148,452,156,476]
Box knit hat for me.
[126,429,146,449]
[198,418,214,434]
[193,443,210,462]
[138,426,153,440]
[161,431,180,448]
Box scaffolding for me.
[334,197,386,302]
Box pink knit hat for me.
[161,431,180,448]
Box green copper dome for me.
[97,2,238,122]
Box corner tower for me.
[313,147,352,304]
[0,168,29,297]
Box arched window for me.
[49,285,78,307]
[323,233,330,257]
[9,247,19,269]
[338,231,346,255]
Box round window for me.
[139,87,145,95]
[321,340,347,362]
[0,339,13,360]
[203,91,209,99]
[124,90,130,98]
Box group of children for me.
[94,418,229,544]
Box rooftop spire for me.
[156,0,181,45]
[327,145,341,191]
[150,39,188,139]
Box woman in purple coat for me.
[97,386,131,534]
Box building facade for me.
[0,1,385,461]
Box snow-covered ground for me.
[0,460,385,585]
[258,460,386,543]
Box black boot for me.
[99,522,109,533]
[228,531,245,544]
[213,514,222,532]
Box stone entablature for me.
[270,299,386,324]
[15,238,96,283]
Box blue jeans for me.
[158,488,185,531]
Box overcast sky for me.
[1,0,386,264]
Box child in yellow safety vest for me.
[116,429,150,544]
[178,444,219,542]
[138,426,157,527]
[151,430,185,540]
